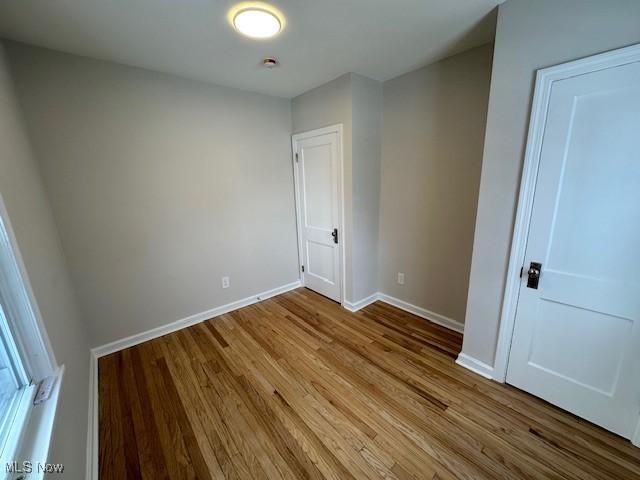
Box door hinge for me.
[519,266,523,278]
[295,152,299,162]
[301,265,305,272]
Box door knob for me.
[527,262,542,289]
[331,228,338,244]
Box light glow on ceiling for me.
[230,3,284,39]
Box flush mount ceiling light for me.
[230,3,284,39]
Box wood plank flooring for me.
[99,288,640,479]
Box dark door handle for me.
[331,228,338,244]
[527,262,542,289]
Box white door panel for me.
[294,131,342,302]
[507,56,640,439]
[302,143,333,229]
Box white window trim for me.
[0,198,57,382]
[0,385,35,466]
[0,193,62,475]
[12,367,64,479]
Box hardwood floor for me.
[99,288,640,479]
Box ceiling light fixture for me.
[231,4,283,39]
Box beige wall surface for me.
[6,42,300,347]
[379,45,492,323]
[0,41,90,478]
[462,0,640,366]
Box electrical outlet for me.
[221,276,230,289]
[397,272,405,285]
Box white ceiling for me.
[0,0,499,98]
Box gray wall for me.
[6,42,300,347]
[0,41,89,478]
[462,0,640,365]
[379,45,492,323]
[351,74,383,301]
[291,73,383,304]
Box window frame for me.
[0,198,57,383]
[0,194,59,470]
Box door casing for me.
[493,43,640,447]
[291,124,345,306]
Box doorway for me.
[497,44,640,444]
[292,125,344,303]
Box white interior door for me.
[507,55,640,439]
[294,129,342,302]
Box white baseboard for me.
[455,352,495,380]
[343,292,379,312]
[85,284,481,476]
[633,418,640,447]
[85,279,301,478]
[376,293,465,334]
[91,280,301,358]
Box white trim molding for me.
[343,292,465,334]
[493,43,640,383]
[86,279,301,478]
[86,353,99,480]
[0,194,57,381]
[376,293,464,334]
[92,280,301,358]
[85,284,473,476]
[343,293,379,312]
[633,418,640,448]
[16,366,65,478]
[455,353,494,380]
